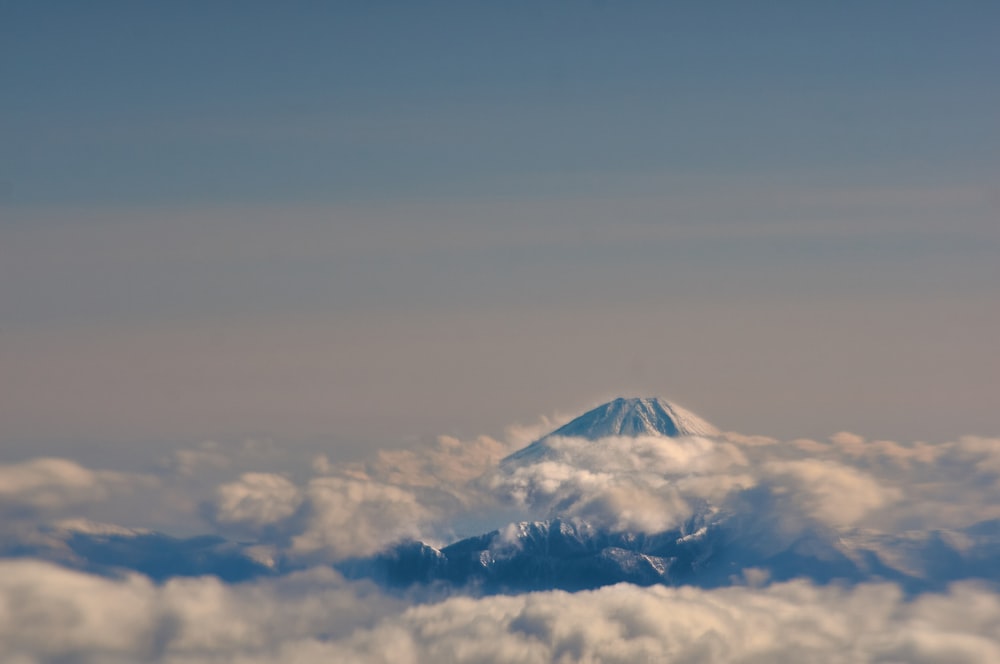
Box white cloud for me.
[290,476,436,560]
[361,434,517,489]
[161,441,232,477]
[5,430,1000,573]
[0,560,403,664]
[190,425,991,586]
[3,422,1000,661]
[0,457,148,517]
[491,431,1000,533]
[2,560,1000,663]
[763,458,900,526]
[210,472,303,534]
[483,435,755,532]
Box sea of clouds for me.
[2,409,1000,663]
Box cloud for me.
[204,471,448,560]
[5,430,1000,579]
[289,476,437,560]
[0,457,148,518]
[482,430,1000,537]
[360,434,517,489]
[160,441,232,477]
[3,420,1000,661]
[798,434,1000,531]
[0,560,403,663]
[342,414,565,492]
[763,458,900,526]
[159,438,288,480]
[209,472,303,535]
[2,560,1000,663]
[483,435,755,532]
[2,412,1000,583]
[285,422,567,558]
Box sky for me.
[2,1,998,466]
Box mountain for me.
[338,517,720,592]
[7,397,998,593]
[338,513,1000,595]
[339,398,1000,594]
[341,398,870,592]
[503,397,720,464]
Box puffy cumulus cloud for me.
[0,457,149,518]
[0,436,465,564]
[954,436,1000,480]
[6,430,1000,576]
[770,435,1000,532]
[0,560,403,664]
[487,458,692,533]
[194,430,527,562]
[483,435,755,532]
[340,415,566,493]
[5,424,1000,662]
[361,434,516,489]
[4,413,1000,582]
[267,421,573,560]
[2,560,1000,664]
[767,434,1000,532]
[0,457,160,566]
[209,472,303,535]
[346,581,1000,664]
[290,476,437,560]
[483,430,1000,536]
[763,458,900,527]
[203,470,447,561]
[548,434,750,476]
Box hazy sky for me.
[2,2,998,463]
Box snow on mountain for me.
[340,512,1000,595]
[338,517,712,592]
[7,396,999,596]
[339,398,1000,594]
[503,397,720,464]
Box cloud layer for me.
[2,410,1000,661]
[3,560,1000,664]
[4,427,1000,569]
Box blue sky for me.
[1,2,998,459]
[4,2,998,205]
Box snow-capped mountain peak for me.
[550,397,719,439]
[503,397,719,464]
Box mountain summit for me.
[503,397,719,464]
[548,397,719,439]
